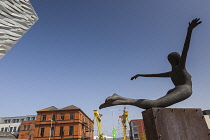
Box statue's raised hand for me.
[131,74,139,80]
[188,18,202,30]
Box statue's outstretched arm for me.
[179,18,201,69]
[131,71,171,80]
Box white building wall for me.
[0,123,21,133]
[0,115,36,134]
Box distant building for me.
[32,105,94,140]
[0,115,36,137]
[129,119,146,140]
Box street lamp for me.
[49,114,53,140]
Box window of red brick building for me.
[42,115,46,121]
[69,126,74,136]
[40,128,44,137]
[50,127,54,136]
[70,113,74,120]
[52,114,55,121]
[61,114,64,120]
[60,127,64,136]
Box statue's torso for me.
[170,67,192,86]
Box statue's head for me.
[168,52,181,66]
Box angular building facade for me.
[0,0,38,59]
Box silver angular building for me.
[0,0,38,59]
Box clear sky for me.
[1,0,210,137]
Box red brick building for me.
[34,105,94,140]
[18,105,94,140]
[129,119,146,140]
[18,120,36,140]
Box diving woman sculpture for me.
[99,18,202,109]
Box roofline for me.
[79,109,94,123]
[36,109,93,123]
[36,110,58,113]
[36,108,80,113]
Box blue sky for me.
[1,0,210,137]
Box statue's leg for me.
[166,88,175,95]
[134,85,192,109]
[99,93,138,109]
[99,85,192,109]
[99,94,153,109]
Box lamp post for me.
[49,114,53,140]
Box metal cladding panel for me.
[142,108,209,140]
[0,0,38,59]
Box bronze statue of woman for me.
[100,18,202,109]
